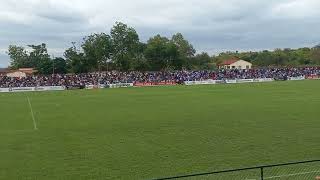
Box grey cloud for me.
[0,0,320,67]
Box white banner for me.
[0,88,10,92]
[288,76,305,81]
[0,86,65,93]
[108,83,134,88]
[226,80,237,84]
[184,79,218,85]
[85,85,95,89]
[35,86,65,91]
[9,87,35,92]
[85,85,105,89]
[253,78,274,82]
[228,78,274,83]
[185,78,275,85]
[236,79,254,83]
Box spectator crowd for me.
[0,67,319,88]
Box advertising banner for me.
[86,84,106,89]
[154,81,177,86]
[108,83,134,88]
[236,79,254,83]
[35,86,65,91]
[184,79,218,85]
[215,80,226,84]
[66,85,85,90]
[226,80,237,84]
[254,78,274,82]
[288,76,305,81]
[134,81,177,87]
[134,82,153,87]
[227,78,274,84]
[9,87,35,92]
[0,86,66,93]
[307,75,320,80]
[0,88,10,92]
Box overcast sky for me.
[1,0,320,67]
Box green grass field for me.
[1,81,320,180]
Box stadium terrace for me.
[0,67,319,90]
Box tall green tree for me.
[110,22,141,71]
[52,57,67,74]
[7,43,53,74]
[171,33,196,68]
[290,48,311,65]
[214,51,238,65]
[310,47,320,65]
[129,42,150,71]
[144,35,179,70]
[166,41,180,69]
[252,50,273,66]
[7,45,28,69]
[171,33,196,58]
[28,43,52,74]
[189,52,215,70]
[82,33,112,71]
[64,43,88,73]
[272,49,289,65]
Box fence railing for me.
[152,159,320,180]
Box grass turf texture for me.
[0,81,319,180]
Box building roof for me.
[0,68,37,75]
[18,68,37,74]
[219,58,252,66]
[0,68,9,73]
[220,59,239,65]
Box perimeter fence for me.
[152,159,320,180]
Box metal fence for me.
[152,159,320,180]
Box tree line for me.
[7,22,320,74]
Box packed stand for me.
[0,67,319,88]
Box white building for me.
[6,68,37,78]
[219,59,252,70]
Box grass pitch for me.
[0,81,320,180]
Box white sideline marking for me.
[0,129,35,134]
[246,170,320,180]
[265,170,320,179]
[27,95,38,130]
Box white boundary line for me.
[264,170,320,179]
[246,170,320,180]
[0,129,35,134]
[27,95,38,130]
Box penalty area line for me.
[26,95,38,130]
